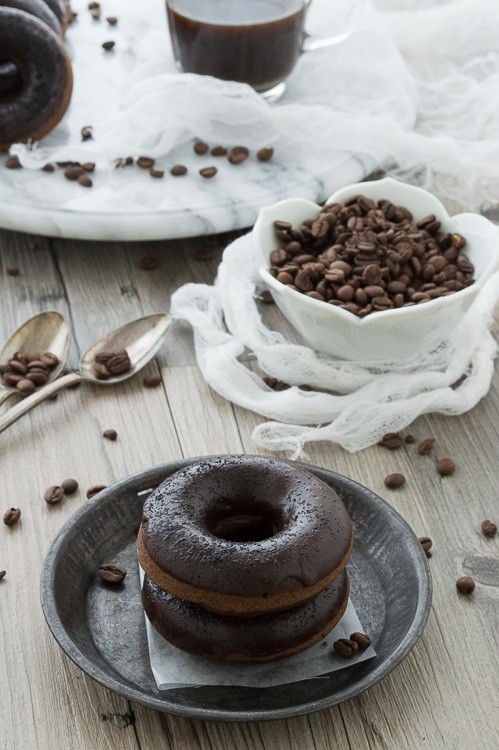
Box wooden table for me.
[0,226,497,750]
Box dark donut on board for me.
[0,8,73,150]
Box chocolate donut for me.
[138,455,353,615]
[1,0,61,34]
[0,8,73,151]
[142,572,350,662]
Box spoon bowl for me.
[0,313,171,434]
[0,311,70,405]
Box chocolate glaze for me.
[0,9,73,150]
[140,455,352,598]
[142,571,350,662]
[1,0,61,34]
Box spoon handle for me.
[0,388,18,407]
[0,372,82,434]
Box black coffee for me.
[166,0,306,91]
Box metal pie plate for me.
[41,458,432,721]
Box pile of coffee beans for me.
[268,194,475,317]
[92,348,131,379]
[0,350,59,393]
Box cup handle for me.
[302,0,365,53]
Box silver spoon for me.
[0,313,170,433]
[0,311,70,407]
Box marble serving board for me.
[0,0,376,241]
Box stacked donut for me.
[0,0,73,150]
[138,455,353,662]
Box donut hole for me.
[207,500,286,543]
[0,58,25,101]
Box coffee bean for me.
[93,363,110,379]
[6,267,20,276]
[102,40,115,51]
[41,352,59,368]
[199,167,217,179]
[257,147,274,161]
[103,429,118,441]
[97,563,126,585]
[81,125,93,140]
[419,536,433,557]
[384,472,406,489]
[437,457,455,476]
[107,15,118,25]
[379,433,404,450]
[61,478,79,495]
[333,638,360,658]
[170,164,187,176]
[44,485,65,504]
[106,353,132,376]
[228,146,249,165]
[78,175,93,188]
[405,434,415,444]
[114,156,133,168]
[456,576,475,594]
[16,379,36,393]
[418,438,435,455]
[139,256,159,270]
[211,146,227,156]
[137,156,155,169]
[350,632,371,650]
[193,141,209,155]
[143,374,161,388]
[5,155,22,169]
[260,290,274,304]
[8,360,27,375]
[481,520,497,538]
[64,165,85,181]
[3,507,21,526]
[42,163,55,172]
[90,7,101,19]
[3,373,22,386]
[0,570,5,581]
[149,168,164,178]
[87,484,107,499]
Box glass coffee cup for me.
[165,0,364,102]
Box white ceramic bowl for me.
[253,178,499,361]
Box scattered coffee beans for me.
[44,485,65,504]
[143,374,161,388]
[193,141,209,155]
[481,519,497,538]
[5,155,21,169]
[260,290,274,304]
[228,146,249,165]
[137,156,155,169]
[405,434,415,444]
[107,15,118,25]
[268,196,473,317]
[418,438,436,455]
[257,147,274,162]
[1,350,59,393]
[437,457,455,476]
[61,478,79,495]
[333,638,360,658]
[199,166,217,179]
[103,429,118,441]
[379,432,404,450]
[211,146,228,156]
[456,576,475,594]
[80,125,93,141]
[92,349,131,379]
[3,507,21,526]
[102,40,115,51]
[87,484,107,499]
[350,632,371,650]
[97,563,127,585]
[384,472,406,489]
[419,536,433,557]
[170,164,187,176]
